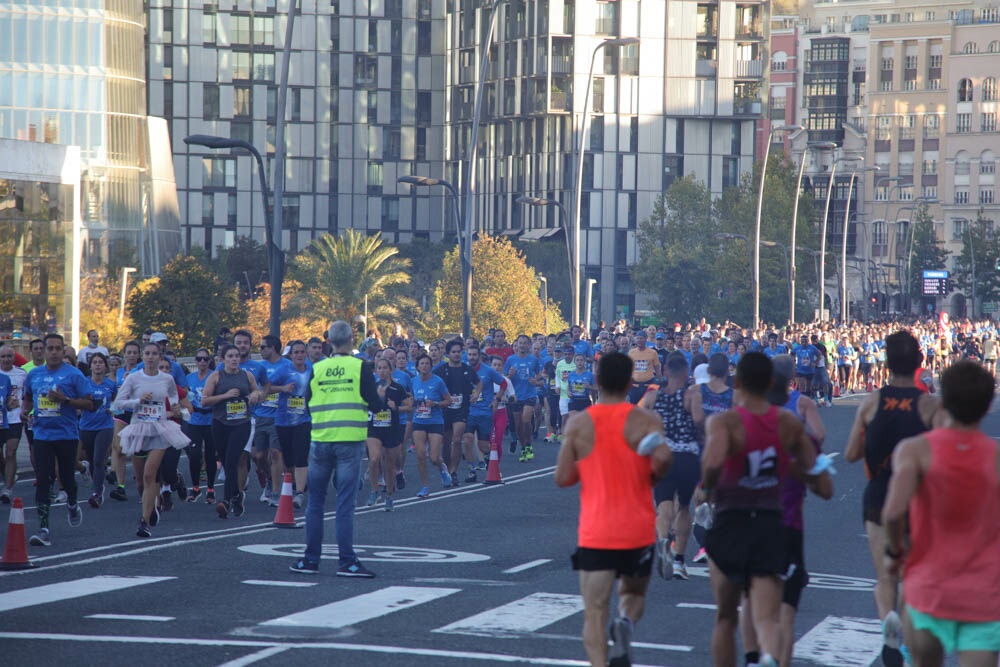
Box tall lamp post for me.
[184,134,282,337]
[902,197,937,313]
[753,124,801,329]
[760,241,791,316]
[516,195,574,286]
[539,275,548,332]
[119,266,137,324]
[572,36,640,326]
[584,278,598,334]
[840,165,880,322]
[965,222,977,319]
[398,175,470,337]
[791,140,836,324]
[819,153,862,321]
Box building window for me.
[955,190,969,205]
[202,157,236,188]
[923,159,937,175]
[234,85,252,119]
[164,47,173,80]
[202,195,214,226]
[722,156,739,189]
[983,159,997,175]
[163,83,173,118]
[900,115,916,140]
[922,185,937,200]
[880,80,893,92]
[953,218,969,240]
[282,195,300,230]
[983,113,997,133]
[929,54,942,68]
[417,21,431,55]
[620,44,639,76]
[203,84,220,120]
[203,11,218,44]
[981,189,995,204]
[853,81,865,106]
[962,42,978,54]
[875,116,892,141]
[232,51,251,79]
[924,115,940,138]
[254,16,275,47]
[904,54,918,69]
[254,53,275,81]
[595,1,617,35]
[367,161,383,195]
[928,78,941,90]
[984,77,998,102]
[381,197,399,232]
[899,185,914,201]
[881,57,894,71]
[875,185,889,202]
[958,78,974,102]
[957,114,972,133]
[416,127,427,161]
[990,41,1000,53]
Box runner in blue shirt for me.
[79,352,116,508]
[276,340,312,509]
[184,349,216,503]
[504,335,543,462]
[253,335,295,505]
[231,329,270,501]
[466,344,505,483]
[393,349,415,490]
[410,353,452,498]
[793,334,818,397]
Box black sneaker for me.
[336,561,376,578]
[110,486,127,502]
[289,559,319,574]
[175,475,187,500]
[105,470,117,486]
[148,506,160,527]
[464,470,477,484]
[232,491,245,517]
[206,489,216,504]
[136,520,151,538]
[509,439,517,454]
[88,493,103,509]
[161,490,173,512]
[395,471,406,490]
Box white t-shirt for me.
[0,366,27,424]
[80,345,110,366]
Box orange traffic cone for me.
[866,380,874,392]
[272,473,300,528]
[833,383,841,398]
[484,436,504,485]
[1,498,37,570]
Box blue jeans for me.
[304,441,363,567]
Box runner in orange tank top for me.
[555,351,672,667]
[883,360,1000,667]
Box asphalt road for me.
[0,393,983,667]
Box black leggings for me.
[158,447,181,488]
[34,439,78,514]
[212,421,251,503]
[80,428,113,497]
[182,422,213,487]
[546,393,561,431]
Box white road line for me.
[0,467,556,578]
[0,631,665,667]
[242,579,317,588]
[525,631,694,653]
[214,646,290,667]
[792,615,882,666]
[86,614,175,622]
[0,575,173,613]
[676,602,717,610]
[261,586,461,629]
[502,558,551,574]
[434,592,583,637]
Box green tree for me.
[514,238,572,317]
[953,209,1000,316]
[907,202,950,310]
[127,255,241,353]
[214,236,269,299]
[395,237,449,310]
[78,276,134,353]
[425,235,566,339]
[239,280,326,343]
[286,230,415,335]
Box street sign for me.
[922,270,948,296]
[983,302,998,314]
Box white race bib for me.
[449,394,463,409]
[136,401,165,423]
[415,404,432,419]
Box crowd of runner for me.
[0,311,996,667]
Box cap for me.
[701,332,712,340]
[673,322,681,328]
[655,333,665,340]
[150,332,168,343]
[635,330,647,337]
[694,364,710,385]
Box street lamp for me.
[538,275,548,332]
[185,134,282,338]
[819,153,863,321]
[790,140,836,324]
[584,278,598,333]
[516,194,574,286]
[841,165,880,322]
[398,175,471,338]
[965,222,977,319]
[902,197,937,313]
[571,36,640,326]
[760,241,791,318]
[119,267,137,324]
[753,124,802,329]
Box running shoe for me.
[416,486,430,499]
[175,475,187,501]
[509,438,517,454]
[0,487,11,504]
[216,501,229,519]
[289,559,319,574]
[67,503,83,527]
[110,486,127,502]
[79,461,91,485]
[54,489,68,504]
[395,471,406,490]
[384,496,394,512]
[232,491,246,517]
[365,491,378,507]
[758,653,778,667]
[259,487,270,503]
[881,611,905,667]
[672,560,689,580]
[525,445,535,461]
[29,528,51,547]
[87,492,103,509]
[161,490,173,511]
[544,432,553,442]
[106,470,117,486]
[148,506,160,527]
[440,468,453,488]
[186,487,202,503]
[136,520,151,538]
[268,493,279,508]
[337,561,376,578]
[464,470,478,484]
[206,489,216,504]
[607,616,634,667]
[292,492,304,509]
[693,547,708,564]
[654,538,674,580]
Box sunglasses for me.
[195,356,210,362]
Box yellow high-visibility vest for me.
[308,355,368,442]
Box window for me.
[928,78,941,90]
[990,41,1000,53]
[873,221,888,246]
[254,52,275,81]
[415,127,427,161]
[417,20,431,55]
[853,81,865,106]
[899,186,914,201]
[201,195,214,226]
[955,190,969,205]
[163,83,173,118]
[904,80,917,91]
[164,47,173,80]
[956,152,971,175]
[958,78,974,102]
[925,11,935,20]
[984,77,997,102]
[980,189,994,204]
[962,42,978,54]
[620,44,639,76]
[922,185,937,200]
[900,115,916,140]
[722,156,739,189]
[983,113,997,133]
[875,115,892,141]
[923,159,937,175]
[203,11,218,43]
[880,80,894,92]
[281,195,300,231]
[905,55,918,69]
[929,54,942,68]
[232,51,251,79]
[595,1,617,35]
[203,83,220,120]
[231,15,251,44]
[202,157,236,188]
[233,85,251,119]
[924,115,940,138]
[228,193,238,228]
[367,161,383,195]
[254,16,274,47]
[881,57,894,71]
[875,185,889,201]
[953,218,969,240]
[957,114,972,133]
[982,154,997,174]
[381,197,399,232]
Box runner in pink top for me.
[883,360,1000,667]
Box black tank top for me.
[653,387,699,454]
[212,369,251,425]
[864,386,927,484]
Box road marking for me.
[242,579,318,588]
[239,544,490,564]
[0,467,555,578]
[502,558,551,574]
[435,592,583,637]
[677,602,717,610]
[86,614,175,622]
[793,615,882,666]
[261,586,461,629]
[0,631,666,666]
[0,575,173,613]
[524,631,693,653]
[215,646,290,667]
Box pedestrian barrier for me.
[272,473,300,528]
[0,498,38,570]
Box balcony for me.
[736,22,764,39]
[550,55,572,73]
[550,91,571,112]
[696,59,718,77]
[734,98,763,115]
[735,59,763,78]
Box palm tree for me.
[286,230,415,331]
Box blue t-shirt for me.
[572,340,593,359]
[470,363,505,417]
[837,345,855,366]
[0,373,9,429]
[185,371,213,427]
[79,377,116,431]
[255,357,293,419]
[411,373,448,425]
[392,369,413,424]
[793,344,818,376]
[25,363,92,441]
[504,354,541,400]
[763,345,786,359]
[277,363,312,427]
[567,371,594,399]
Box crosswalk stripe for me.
[261,586,460,629]
[0,575,174,614]
[433,592,584,637]
[86,614,175,622]
[792,615,882,666]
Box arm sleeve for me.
[112,375,140,411]
[359,362,384,410]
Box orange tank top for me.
[577,403,657,549]
[903,428,1000,621]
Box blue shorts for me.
[467,413,493,441]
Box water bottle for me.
[694,502,713,530]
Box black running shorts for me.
[572,544,654,577]
[704,509,785,587]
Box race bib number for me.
[634,359,648,373]
[372,410,392,428]
[288,396,306,413]
[37,395,60,418]
[449,394,463,409]
[136,401,165,423]
[570,382,585,395]
[262,392,279,408]
[226,399,248,421]
[415,404,432,419]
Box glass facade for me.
[0,1,180,278]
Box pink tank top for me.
[903,428,1000,621]
[714,406,789,513]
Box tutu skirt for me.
[119,419,191,455]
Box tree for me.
[238,280,326,344]
[514,238,571,317]
[214,236,269,299]
[286,230,416,336]
[953,209,1000,316]
[395,237,449,310]
[78,276,134,352]
[906,202,950,311]
[425,235,566,339]
[127,255,241,353]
